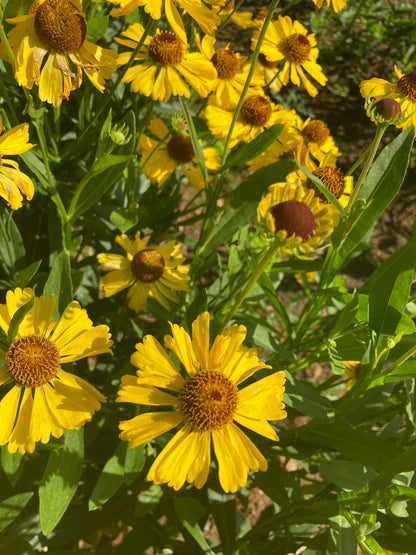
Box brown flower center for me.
[240,95,272,126]
[397,71,416,102]
[280,33,311,64]
[34,0,86,55]
[302,120,330,146]
[211,49,239,80]
[166,135,194,163]
[6,335,60,388]
[179,369,238,431]
[131,249,165,283]
[259,53,279,69]
[148,32,183,66]
[270,200,315,240]
[308,166,345,202]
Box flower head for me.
[117,312,286,492]
[258,181,339,256]
[138,119,220,189]
[205,93,297,148]
[115,24,216,102]
[108,0,221,44]
[251,15,327,97]
[0,118,35,209]
[311,0,347,12]
[302,153,353,208]
[97,231,191,313]
[5,0,117,107]
[198,34,264,107]
[0,288,113,454]
[360,66,416,131]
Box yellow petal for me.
[51,301,113,363]
[165,323,199,376]
[146,423,211,490]
[238,371,286,420]
[191,312,210,370]
[119,410,183,448]
[7,388,35,454]
[126,281,149,312]
[0,123,34,155]
[117,375,178,406]
[0,385,21,448]
[131,334,184,391]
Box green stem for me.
[32,115,71,249]
[0,8,14,66]
[347,124,386,211]
[220,236,283,331]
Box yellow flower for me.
[257,181,339,256]
[342,361,360,392]
[115,24,216,102]
[0,288,113,454]
[5,0,117,107]
[97,231,191,313]
[311,0,347,12]
[117,312,286,492]
[231,9,267,30]
[205,93,298,148]
[0,118,35,210]
[301,152,353,208]
[138,118,220,189]
[360,66,416,131]
[108,0,221,44]
[251,15,327,97]
[198,34,265,107]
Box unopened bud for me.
[374,98,401,121]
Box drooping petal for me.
[0,385,22,448]
[146,423,211,490]
[0,123,34,155]
[7,387,35,454]
[119,410,183,448]
[191,311,210,370]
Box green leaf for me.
[134,485,164,519]
[3,0,33,18]
[320,460,378,490]
[257,270,292,334]
[328,513,357,555]
[89,442,127,511]
[7,295,34,343]
[13,260,42,289]
[43,251,73,317]
[371,360,416,386]
[0,447,25,487]
[86,15,109,41]
[298,421,402,471]
[39,428,84,535]
[362,234,416,339]
[0,492,34,532]
[68,111,136,221]
[174,497,214,554]
[327,341,347,375]
[199,160,294,258]
[124,443,145,485]
[0,212,26,274]
[322,126,414,281]
[223,124,283,171]
[328,291,359,339]
[284,374,334,418]
[110,203,139,233]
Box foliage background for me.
[0,0,416,554]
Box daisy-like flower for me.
[0,118,35,210]
[5,0,117,107]
[301,152,353,208]
[115,24,216,102]
[97,231,191,313]
[311,0,347,12]
[117,312,286,492]
[205,93,298,148]
[0,288,113,454]
[108,0,221,44]
[360,66,416,131]
[198,34,265,107]
[251,15,327,97]
[296,117,340,162]
[257,181,339,256]
[139,118,220,189]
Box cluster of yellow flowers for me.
[0,0,414,494]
